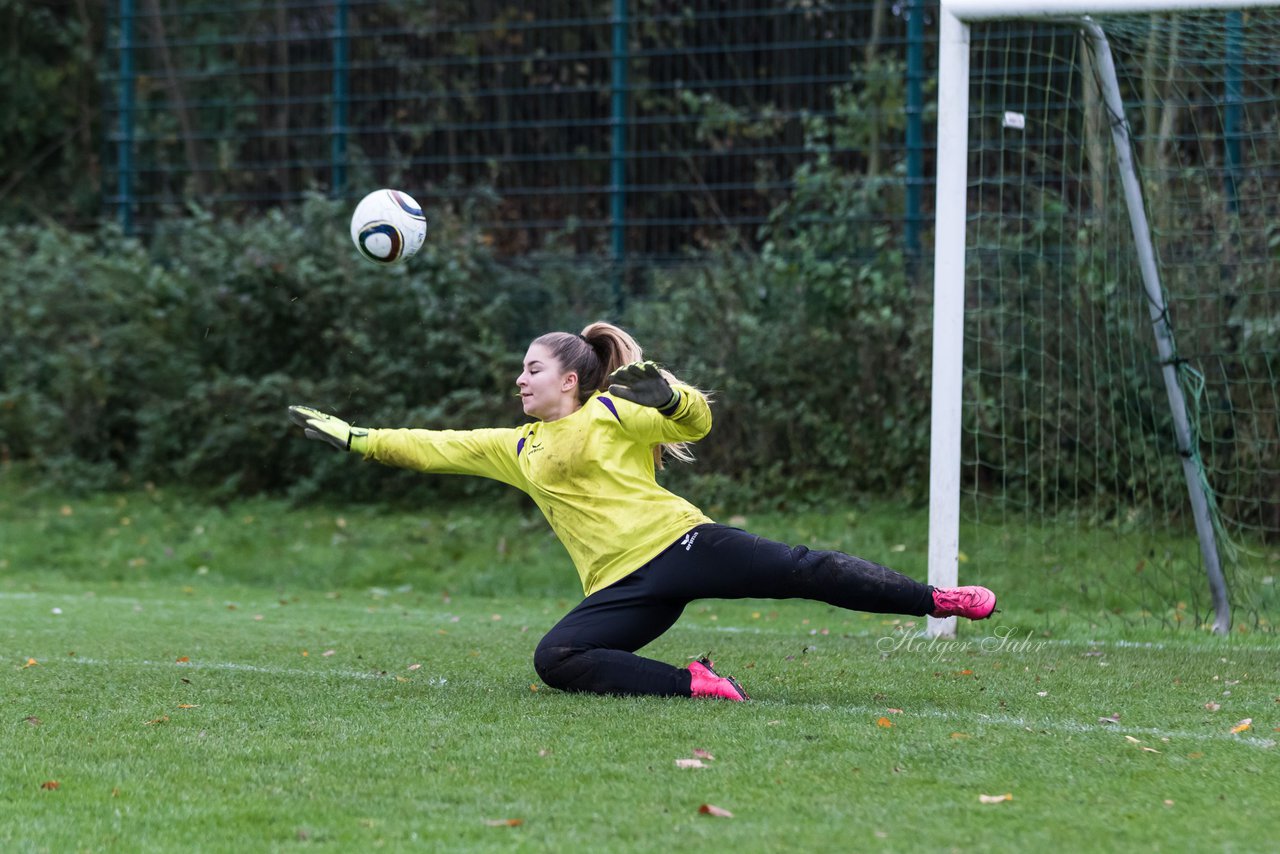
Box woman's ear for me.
[561,372,579,394]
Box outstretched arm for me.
[287,404,526,487]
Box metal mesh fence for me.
[102,1,937,269]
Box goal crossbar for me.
[944,0,1277,20]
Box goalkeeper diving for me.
[288,321,997,700]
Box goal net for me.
[930,1,1280,634]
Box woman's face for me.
[516,342,578,421]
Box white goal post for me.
[927,0,1278,637]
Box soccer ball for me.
[349,189,428,264]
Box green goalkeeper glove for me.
[607,361,682,415]
[287,405,367,451]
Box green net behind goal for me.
[962,8,1279,631]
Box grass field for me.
[3,481,1278,852]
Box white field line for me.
[825,702,1277,751]
[708,624,1280,654]
[33,655,1275,751]
[6,587,1276,652]
[58,655,447,685]
[4,591,1278,652]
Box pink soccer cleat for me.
[930,586,998,620]
[688,657,749,701]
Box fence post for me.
[331,0,350,198]
[610,0,629,310]
[117,0,136,233]
[905,0,925,268]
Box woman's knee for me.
[533,641,580,688]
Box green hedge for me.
[629,154,934,505]
[0,171,933,508]
[2,201,540,499]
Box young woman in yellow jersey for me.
[288,321,996,700]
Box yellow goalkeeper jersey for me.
[350,386,714,596]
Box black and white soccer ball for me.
[349,188,428,265]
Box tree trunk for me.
[1080,40,1107,218]
[862,0,887,176]
[144,0,209,197]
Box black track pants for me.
[532,524,935,697]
